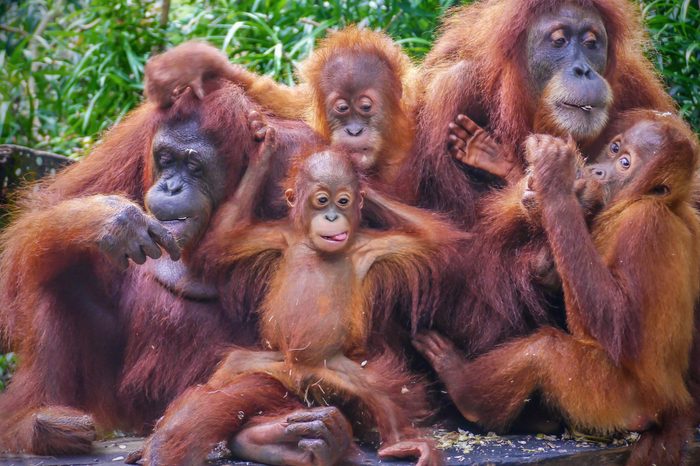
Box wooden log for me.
[0,144,74,203]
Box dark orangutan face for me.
[321,54,392,171]
[287,151,363,254]
[527,1,612,142]
[145,118,227,247]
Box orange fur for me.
[0,84,320,456]
[144,27,416,186]
[402,0,676,227]
[140,148,461,465]
[300,26,416,183]
[430,111,700,466]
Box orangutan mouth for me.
[561,102,594,113]
[321,232,348,242]
[160,217,196,237]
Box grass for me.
[0,0,457,158]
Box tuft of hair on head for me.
[610,109,699,202]
[613,109,699,165]
[283,147,367,193]
[299,25,412,94]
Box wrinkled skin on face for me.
[145,118,228,249]
[320,53,396,171]
[528,1,613,143]
[286,150,363,254]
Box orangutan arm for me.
[355,188,467,276]
[527,134,645,364]
[197,121,290,267]
[208,121,277,237]
[364,187,467,243]
[145,41,310,118]
[448,114,523,182]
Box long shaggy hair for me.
[402,0,675,227]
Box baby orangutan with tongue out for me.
[138,124,465,466]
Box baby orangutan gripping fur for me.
[139,124,464,465]
[415,110,700,466]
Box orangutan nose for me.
[345,125,364,136]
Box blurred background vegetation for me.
[0,0,698,160]
[0,0,698,384]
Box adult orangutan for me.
[144,26,416,186]
[402,0,675,228]
[416,110,700,466]
[136,132,466,465]
[0,84,358,464]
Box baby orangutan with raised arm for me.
[139,122,463,465]
[416,110,700,466]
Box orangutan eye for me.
[358,97,373,113]
[551,29,567,48]
[618,156,631,170]
[335,100,350,113]
[582,32,598,49]
[337,194,351,207]
[187,159,202,174]
[610,141,620,154]
[159,153,174,167]
[314,192,330,208]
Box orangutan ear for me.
[359,190,365,210]
[285,188,296,208]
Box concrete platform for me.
[2,429,699,466]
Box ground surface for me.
[2,430,699,466]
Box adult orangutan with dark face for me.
[402,0,674,228]
[400,0,685,438]
[0,84,359,465]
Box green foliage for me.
[169,0,459,85]
[0,0,167,157]
[0,0,457,157]
[641,0,700,131]
[0,352,16,391]
[0,0,697,159]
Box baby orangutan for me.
[416,110,700,466]
[139,125,463,465]
[144,27,416,186]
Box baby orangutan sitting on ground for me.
[138,122,464,465]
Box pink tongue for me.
[330,232,348,241]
